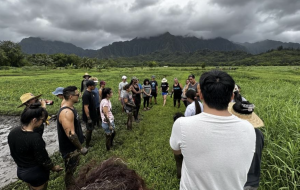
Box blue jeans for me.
[102,121,115,134]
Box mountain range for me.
[19,32,300,58]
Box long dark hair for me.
[233,91,242,103]
[21,102,48,126]
[186,90,201,115]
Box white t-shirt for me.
[170,112,255,190]
[184,101,204,117]
[119,81,128,98]
[100,99,114,123]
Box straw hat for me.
[18,93,42,108]
[228,102,264,128]
[161,78,167,83]
[83,73,91,78]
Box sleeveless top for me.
[132,84,140,98]
[173,83,182,98]
[57,107,84,157]
[187,82,198,93]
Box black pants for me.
[134,96,141,120]
[143,96,149,108]
[173,98,180,107]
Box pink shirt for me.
[100,99,114,123]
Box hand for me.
[52,165,63,172]
[87,118,92,124]
[118,97,121,101]
[80,147,88,155]
[109,125,113,131]
[39,99,46,108]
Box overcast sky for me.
[1,0,299,49]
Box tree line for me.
[1,40,300,70]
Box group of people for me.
[7,70,265,190]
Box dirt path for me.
[0,115,59,189]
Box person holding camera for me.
[57,86,88,190]
[18,93,52,137]
[8,103,63,190]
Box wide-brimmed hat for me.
[52,87,64,96]
[122,76,127,80]
[161,78,167,83]
[228,101,264,128]
[18,93,42,108]
[83,73,91,78]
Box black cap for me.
[86,80,96,87]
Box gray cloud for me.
[0,0,299,49]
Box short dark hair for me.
[188,74,195,79]
[86,80,95,87]
[123,84,131,90]
[143,79,149,85]
[21,102,48,125]
[102,88,112,99]
[63,86,78,100]
[200,70,235,110]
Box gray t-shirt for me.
[142,84,151,97]
[123,91,134,110]
[119,81,128,98]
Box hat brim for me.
[161,80,167,83]
[18,94,42,108]
[83,75,91,78]
[228,102,264,128]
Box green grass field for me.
[1,66,300,190]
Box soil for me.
[0,115,59,189]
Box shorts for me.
[162,92,168,96]
[17,165,50,187]
[102,121,115,134]
[151,91,157,98]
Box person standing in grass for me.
[8,103,63,190]
[82,80,97,148]
[184,90,203,117]
[142,79,151,111]
[181,79,189,107]
[90,77,101,128]
[228,101,264,190]
[170,70,255,190]
[123,84,136,130]
[118,76,128,112]
[130,77,142,123]
[171,78,183,108]
[150,75,158,105]
[99,80,106,101]
[100,88,116,151]
[57,86,88,190]
[161,78,169,106]
[81,73,91,93]
[184,74,200,105]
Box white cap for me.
[122,76,127,79]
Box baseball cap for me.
[52,87,64,96]
[86,80,96,87]
[122,76,127,79]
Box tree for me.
[201,62,206,69]
[147,61,158,68]
[0,41,25,67]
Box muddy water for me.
[0,115,59,189]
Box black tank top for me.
[57,107,84,157]
[173,83,182,97]
[132,85,140,98]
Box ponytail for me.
[194,97,201,115]
[186,89,201,115]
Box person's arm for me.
[118,83,122,101]
[98,89,101,100]
[131,85,139,94]
[84,105,92,123]
[123,97,136,107]
[33,136,63,172]
[170,119,182,155]
[60,109,88,154]
[81,80,84,93]
[197,83,200,97]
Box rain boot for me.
[85,130,92,148]
[174,154,183,179]
[105,134,111,151]
[111,131,116,146]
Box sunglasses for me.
[73,94,80,97]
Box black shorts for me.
[17,166,50,187]
[151,91,157,98]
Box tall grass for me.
[1,66,299,189]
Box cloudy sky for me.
[1,0,299,49]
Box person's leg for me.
[143,97,146,110]
[177,99,180,108]
[127,112,133,130]
[163,95,167,106]
[96,107,100,127]
[85,121,94,148]
[146,97,150,109]
[183,99,188,107]
[174,154,183,179]
[173,98,176,107]
[64,154,80,190]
